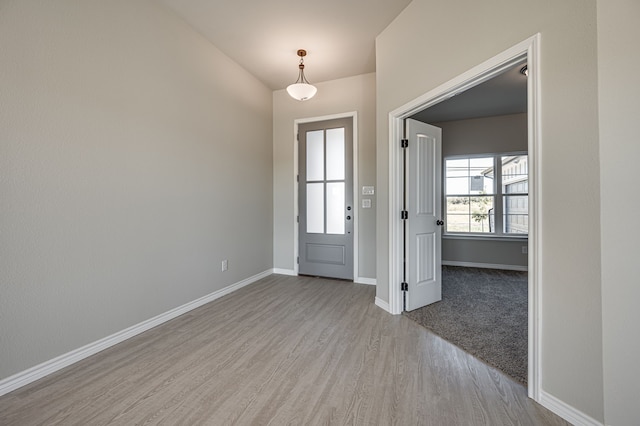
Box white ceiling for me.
[157,1,526,121]
[159,0,413,90]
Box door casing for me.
[293,112,360,280]
[386,35,541,400]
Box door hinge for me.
[401,282,408,291]
[297,133,299,141]
[297,215,299,223]
[296,174,299,182]
[401,210,408,220]
[401,139,408,148]
[297,256,299,264]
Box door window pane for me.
[306,183,324,233]
[306,130,324,181]
[326,182,345,234]
[326,128,345,181]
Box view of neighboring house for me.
[501,155,528,234]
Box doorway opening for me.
[387,35,541,399]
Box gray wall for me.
[598,1,640,424]
[0,0,273,380]
[437,113,527,156]
[442,238,527,269]
[435,114,528,268]
[273,73,377,281]
[376,0,603,422]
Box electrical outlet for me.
[221,259,228,271]
[522,246,528,254]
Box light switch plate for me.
[362,186,375,195]
[362,199,372,208]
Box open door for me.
[404,119,442,311]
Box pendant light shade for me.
[287,49,317,101]
[286,82,318,101]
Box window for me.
[501,155,528,235]
[445,157,495,233]
[445,154,528,236]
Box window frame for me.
[443,151,528,239]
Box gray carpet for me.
[404,265,528,384]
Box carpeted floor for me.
[404,265,528,385]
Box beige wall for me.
[376,0,603,422]
[598,1,640,425]
[273,73,376,280]
[0,0,273,380]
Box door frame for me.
[387,35,541,399]
[293,111,359,280]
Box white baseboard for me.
[375,297,391,313]
[355,277,377,286]
[272,268,297,276]
[442,260,528,272]
[272,269,376,286]
[539,390,604,426]
[0,269,272,397]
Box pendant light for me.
[286,49,317,101]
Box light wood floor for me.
[0,274,568,425]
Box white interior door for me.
[405,119,442,311]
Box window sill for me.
[443,234,528,242]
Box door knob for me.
[346,216,351,220]
[436,220,444,226]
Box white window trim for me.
[444,151,528,238]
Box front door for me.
[298,118,353,280]
[405,119,442,310]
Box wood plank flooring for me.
[0,274,568,425]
